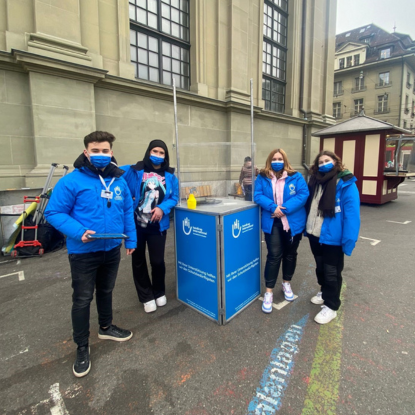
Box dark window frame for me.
[263,0,288,47]
[129,0,191,90]
[262,76,285,113]
[262,0,288,114]
[262,40,286,81]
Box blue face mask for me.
[319,162,334,173]
[89,154,111,168]
[271,162,284,172]
[150,155,164,165]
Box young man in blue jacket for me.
[45,131,137,378]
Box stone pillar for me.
[80,0,103,69]
[11,51,106,187]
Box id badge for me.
[335,206,341,213]
[101,190,113,199]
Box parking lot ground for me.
[1,181,415,415]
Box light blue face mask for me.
[318,162,334,173]
[271,162,284,172]
[89,154,111,168]
[150,155,164,165]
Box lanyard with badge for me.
[99,175,115,208]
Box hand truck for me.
[12,164,67,257]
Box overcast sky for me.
[336,0,415,39]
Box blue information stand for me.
[175,199,261,324]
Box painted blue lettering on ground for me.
[247,314,309,414]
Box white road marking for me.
[2,347,29,361]
[386,220,412,225]
[399,184,407,186]
[359,236,381,246]
[27,383,70,415]
[0,271,25,281]
[398,190,415,194]
[259,295,298,310]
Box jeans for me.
[69,245,121,347]
[264,220,302,288]
[308,235,344,311]
[132,229,167,303]
[244,185,253,202]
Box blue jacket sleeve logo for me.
[114,186,122,200]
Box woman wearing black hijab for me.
[121,140,179,313]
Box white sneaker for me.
[155,295,167,307]
[314,305,337,324]
[282,282,295,301]
[262,292,273,313]
[143,300,157,313]
[311,291,324,305]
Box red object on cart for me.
[12,197,44,257]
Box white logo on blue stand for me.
[289,184,296,195]
[232,219,242,238]
[183,217,192,235]
[114,186,122,200]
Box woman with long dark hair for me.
[306,150,360,324]
[254,149,309,313]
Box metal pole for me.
[33,163,58,224]
[250,79,255,201]
[173,78,181,206]
[62,165,69,177]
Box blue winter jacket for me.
[45,160,137,254]
[254,172,309,236]
[121,163,179,232]
[312,176,360,256]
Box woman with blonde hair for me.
[306,150,360,324]
[254,149,309,313]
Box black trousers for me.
[244,184,253,201]
[132,229,167,303]
[69,245,121,347]
[308,235,344,311]
[264,220,302,288]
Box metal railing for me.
[351,86,367,93]
[375,81,392,88]
[374,108,390,114]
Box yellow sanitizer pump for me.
[187,193,197,209]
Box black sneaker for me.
[73,346,91,378]
[98,325,133,342]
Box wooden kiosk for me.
[312,115,415,204]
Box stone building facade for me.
[0,0,337,190]
[333,25,415,131]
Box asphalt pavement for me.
[1,180,414,415]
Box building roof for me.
[312,114,410,137]
[335,24,415,65]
